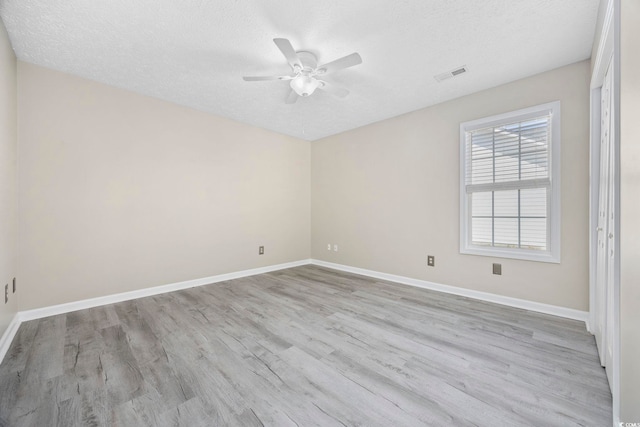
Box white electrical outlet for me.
[327,243,331,250]
[333,244,338,252]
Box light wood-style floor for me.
[0,266,611,426]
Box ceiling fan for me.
[243,38,362,104]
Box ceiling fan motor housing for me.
[296,51,318,72]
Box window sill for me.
[460,245,560,264]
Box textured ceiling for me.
[0,0,599,141]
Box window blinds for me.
[465,116,551,193]
[464,114,552,251]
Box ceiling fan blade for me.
[318,81,349,98]
[317,52,362,74]
[273,38,303,71]
[243,75,293,81]
[285,89,298,104]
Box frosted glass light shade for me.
[290,75,320,97]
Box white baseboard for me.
[0,313,22,364]
[0,259,310,364]
[19,259,311,322]
[310,259,589,323]
[1,257,590,365]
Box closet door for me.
[604,57,616,385]
[595,57,614,370]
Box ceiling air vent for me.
[434,65,468,82]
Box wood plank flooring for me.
[0,265,612,426]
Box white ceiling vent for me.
[434,65,468,82]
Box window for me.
[460,101,560,263]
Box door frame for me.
[588,0,619,424]
[593,57,612,367]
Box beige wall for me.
[0,18,18,336]
[312,61,591,310]
[17,62,310,310]
[620,0,640,421]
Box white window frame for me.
[459,101,561,263]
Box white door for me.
[594,57,614,373]
[604,59,616,385]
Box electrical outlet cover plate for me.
[493,263,502,275]
[259,246,264,255]
[427,255,435,267]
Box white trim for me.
[0,314,22,364]
[0,259,310,363]
[589,0,618,424]
[460,246,560,264]
[461,105,557,132]
[588,85,602,334]
[310,259,588,323]
[591,0,615,89]
[0,259,307,363]
[611,0,620,421]
[1,257,590,366]
[18,259,311,322]
[459,101,562,264]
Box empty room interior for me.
[0,0,638,426]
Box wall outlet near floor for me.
[493,263,502,275]
[4,284,7,303]
[327,243,331,251]
[333,244,338,252]
[259,246,264,255]
[427,255,435,267]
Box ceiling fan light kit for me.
[243,38,362,103]
[290,75,321,97]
